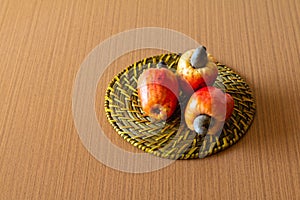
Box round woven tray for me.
[104,53,256,159]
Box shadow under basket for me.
[104,53,256,159]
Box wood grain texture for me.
[0,0,299,199]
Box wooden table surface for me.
[1,0,299,199]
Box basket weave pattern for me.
[105,53,256,159]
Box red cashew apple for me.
[137,63,179,120]
[184,86,234,136]
[177,46,218,95]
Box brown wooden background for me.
[0,0,299,199]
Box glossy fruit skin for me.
[137,68,179,120]
[185,86,234,135]
[177,49,218,95]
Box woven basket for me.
[105,53,256,159]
